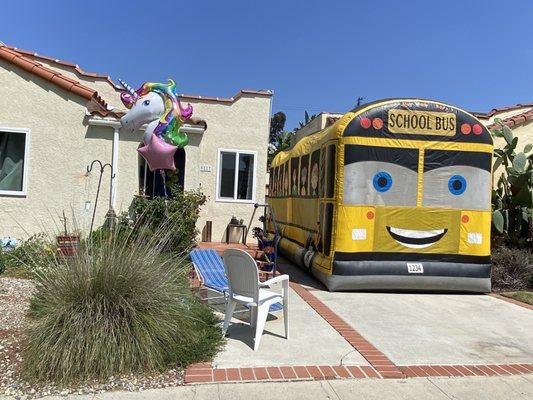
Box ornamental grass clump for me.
[21,221,223,384]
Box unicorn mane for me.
[135,79,193,147]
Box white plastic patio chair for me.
[222,248,289,351]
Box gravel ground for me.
[0,277,185,399]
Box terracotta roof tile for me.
[178,89,273,103]
[9,45,273,103]
[0,44,109,114]
[473,103,533,119]
[7,45,122,90]
[488,108,533,129]
[2,43,272,119]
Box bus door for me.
[317,142,337,261]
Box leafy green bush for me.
[123,185,206,254]
[21,222,223,384]
[491,246,533,291]
[0,234,57,279]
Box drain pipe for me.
[86,117,122,209]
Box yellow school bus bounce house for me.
[268,99,493,292]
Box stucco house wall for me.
[0,46,272,244]
[0,59,114,238]
[182,95,271,242]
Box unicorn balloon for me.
[119,79,193,171]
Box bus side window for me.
[276,165,283,197]
[317,202,333,256]
[325,144,336,199]
[300,154,309,196]
[270,167,275,197]
[276,166,283,197]
[275,166,280,197]
[319,148,326,197]
[310,150,320,197]
[284,162,289,196]
[322,203,333,256]
[290,157,299,196]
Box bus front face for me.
[331,100,493,292]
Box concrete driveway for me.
[194,256,533,386]
[277,258,533,367]
[314,290,533,365]
[212,286,369,368]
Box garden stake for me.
[86,159,115,238]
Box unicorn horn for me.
[118,79,138,98]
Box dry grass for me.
[20,221,224,385]
[501,291,533,306]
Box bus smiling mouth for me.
[386,226,448,249]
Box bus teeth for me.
[386,226,447,249]
[389,227,444,239]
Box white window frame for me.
[0,127,30,197]
[215,148,257,203]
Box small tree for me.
[269,112,286,144]
[491,119,533,248]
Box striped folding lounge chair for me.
[190,248,283,312]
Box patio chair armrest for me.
[260,274,289,287]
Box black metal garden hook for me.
[86,160,115,238]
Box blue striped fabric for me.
[190,248,283,312]
[190,249,229,293]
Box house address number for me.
[200,165,212,172]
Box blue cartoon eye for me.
[143,99,151,106]
[448,175,467,195]
[372,171,393,192]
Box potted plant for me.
[252,226,265,249]
[56,211,79,256]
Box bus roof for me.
[272,98,493,168]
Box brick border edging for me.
[400,363,533,378]
[288,281,405,378]
[488,293,533,310]
[184,362,533,384]
[184,363,380,384]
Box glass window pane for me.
[219,152,236,198]
[237,153,254,200]
[0,131,26,192]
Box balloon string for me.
[160,170,168,199]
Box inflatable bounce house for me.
[268,99,493,292]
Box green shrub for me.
[123,185,206,254]
[22,222,223,384]
[491,246,533,291]
[0,233,57,279]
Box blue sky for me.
[2,0,532,131]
